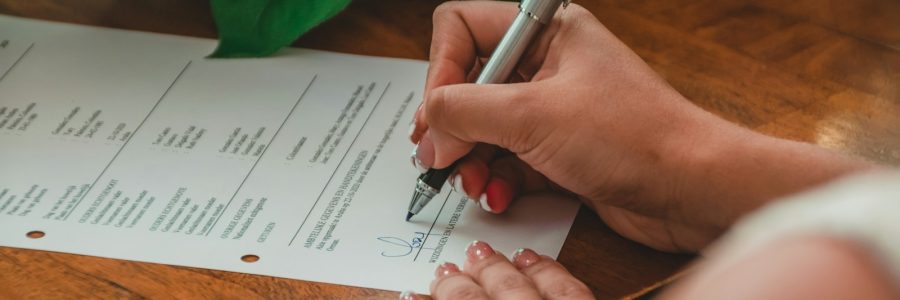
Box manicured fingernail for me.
[410,102,425,143]
[484,177,512,213]
[478,193,494,213]
[411,146,427,173]
[434,261,460,279]
[399,290,421,300]
[451,174,465,195]
[448,173,457,191]
[407,123,416,140]
[414,133,435,172]
[466,240,495,261]
[512,248,541,269]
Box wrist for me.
[659,107,876,230]
[651,103,766,230]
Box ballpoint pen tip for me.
[405,212,414,222]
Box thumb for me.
[423,83,539,168]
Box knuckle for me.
[544,280,593,299]
[445,285,488,300]
[432,1,461,20]
[559,4,601,33]
[424,88,448,123]
[526,261,593,298]
[491,273,534,294]
[533,259,573,275]
[566,3,591,16]
[498,88,541,153]
[560,3,592,21]
[523,259,558,277]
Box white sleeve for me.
[706,172,900,286]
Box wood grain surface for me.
[0,0,897,299]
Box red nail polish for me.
[466,240,495,261]
[485,177,512,213]
[512,248,541,269]
[434,261,460,279]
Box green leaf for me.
[209,0,351,58]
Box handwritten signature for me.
[377,232,440,257]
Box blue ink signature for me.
[377,232,440,257]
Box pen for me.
[407,0,569,221]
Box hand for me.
[400,241,593,300]
[411,1,872,253]
[411,1,727,252]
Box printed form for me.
[0,16,579,292]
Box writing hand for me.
[410,1,872,252]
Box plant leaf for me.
[209,0,351,58]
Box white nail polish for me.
[513,248,525,257]
[407,123,416,139]
[479,193,493,213]
[448,174,457,191]
[452,174,464,195]
[410,147,418,169]
[399,290,416,300]
[411,145,428,174]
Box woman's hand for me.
[412,0,727,252]
[411,1,872,252]
[401,241,593,300]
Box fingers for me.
[448,144,494,198]
[412,0,562,143]
[482,156,550,214]
[512,249,594,300]
[398,290,426,300]
[419,138,554,217]
[425,242,593,300]
[411,1,520,144]
[411,132,435,173]
[451,151,552,214]
[429,262,491,300]
[422,82,542,169]
[463,241,542,300]
[427,1,562,90]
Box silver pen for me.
[407,0,569,221]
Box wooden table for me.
[1,0,897,298]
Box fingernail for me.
[484,177,512,214]
[478,193,494,213]
[413,133,435,172]
[434,261,460,279]
[450,174,465,195]
[407,123,416,140]
[410,146,428,173]
[447,173,457,191]
[414,98,424,117]
[399,290,421,300]
[512,248,541,269]
[410,102,425,143]
[466,240,495,261]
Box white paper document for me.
[0,16,579,292]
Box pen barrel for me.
[475,12,543,84]
[520,0,567,24]
[409,0,566,217]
